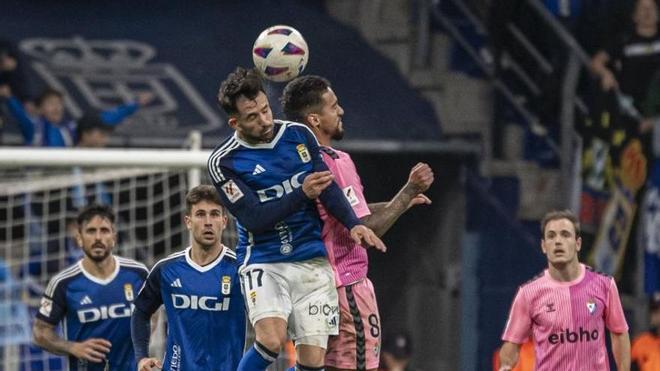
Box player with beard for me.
[33,204,148,370]
[131,185,246,371]
[281,75,434,371]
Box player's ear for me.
[228,115,240,129]
[306,113,320,129]
[575,236,582,252]
[540,238,547,255]
[184,214,192,230]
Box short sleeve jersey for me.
[502,264,628,371]
[316,146,371,287]
[36,256,148,371]
[133,247,246,371]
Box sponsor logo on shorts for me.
[308,303,339,317]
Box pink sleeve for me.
[605,278,629,333]
[322,152,370,219]
[502,287,532,344]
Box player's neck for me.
[547,260,582,282]
[190,244,223,266]
[81,255,116,279]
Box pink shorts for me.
[325,278,381,370]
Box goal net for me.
[0,147,294,370]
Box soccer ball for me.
[252,25,309,82]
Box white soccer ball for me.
[252,25,309,82]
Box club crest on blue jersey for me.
[297,143,311,163]
[124,283,134,301]
[222,276,231,295]
[586,299,596,315]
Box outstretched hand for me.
[350,225,387,252]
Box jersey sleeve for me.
[322,150,371,219]
[99,102,139,125]
[501,287,532,344]
[5,96,36,144]
[298,127,361,230]
[133,264,163,315]
[604,278,629,333]
[35,278,68,325]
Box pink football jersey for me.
[502,264,628,370]
[316,147,371,287]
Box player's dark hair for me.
[35,87,64,107]
[185,185,224,215]
[540,209,581,239]
[217,67,265,116]
[77,204,116,229]
[280,75,331,123]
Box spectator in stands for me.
[379,331,418,371]
[631,293,660,371]
[0,84,153,147]
[591,0,660,126]
[0,38,31,104]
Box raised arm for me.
[0,85,36,143]
[33,318,111,363]
[362,162,434,237]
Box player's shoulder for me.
[222,246,237,262]
[519,270,546,289]
[44,262,83,297]
[151,250,188,273]
[279,119,318,142]
[116,256,149,276]
[583,265,612,279]
[208,135,241,165]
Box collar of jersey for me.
[233,121,286,149]
[544,263,586,286]
[78,255,120,286]
[184,245,227,272]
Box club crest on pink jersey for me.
[586,299,597,315]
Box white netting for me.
[0,165,251,370]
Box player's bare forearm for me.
[610,331,631,371]
[362,185,417,237]
[498,341,521,370]
[32,318,74,356]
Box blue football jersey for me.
[36,256,148,371]
[207,121,330,266]
[133,247,246,371]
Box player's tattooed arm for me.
[362,163,434,237]
[33,318,112,362]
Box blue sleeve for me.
[5,96,35,143]
[131,306,151,362]
[35,280,67,325]
[299,126,361,230]
[133,266,162,315]
[100,102,139,125]
[209,165,309,234]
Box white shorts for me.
[240,257,339,341]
